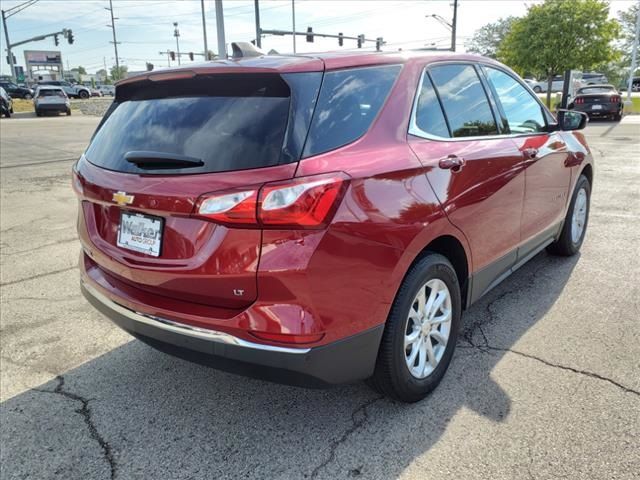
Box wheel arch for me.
[580,163,593,186]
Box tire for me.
[614,112,622,121]
[368,253,462,403]
[78,90,89,99]
[547,174,591,256]
[35,109,41,117]
[533,86,542,93]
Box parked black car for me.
[0,81,34,99]
[0,86,13,118]
[569,85,623,121]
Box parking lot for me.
[0,113,638,479]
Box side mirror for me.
[557,109,588,131]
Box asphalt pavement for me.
[0,113,638,480]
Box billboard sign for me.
[24,50,62,65]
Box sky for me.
[1,0,636,76]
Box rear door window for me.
[303,65,401,157]
[85,74,294,175]
[484,67,546,134]
[429,64,498,138]
[412,72,450,138]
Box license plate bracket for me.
[117,211,163,257]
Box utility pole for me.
[106,0,120,79]
[627,3,640,102]
[215,0,227,58]
[291,0,296,54]
[1,10,16,80]
[200,0,209,60]
[2,0,40,82]
[254,0,261,48]
[173,22,181,65]
[451,0,458,52]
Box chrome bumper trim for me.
[82,281,311,355]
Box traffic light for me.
[306,27,313,43]
[67,29,74,44]
[376,37,384,51]
[338,33,343,47]
[357,34,364,48]
[188,52,194,61]
[5,54,16,65]
[170,51,176,61]
[54,34,59,46]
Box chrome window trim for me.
[83,281,311,355]
[408,61,559,143]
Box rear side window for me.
[413,73,450,138]
[429,64,498,138]
[484,67,546,134]
[38,89,65,97]
[303,65,401,157]
[85,74,293,175]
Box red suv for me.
[74,52,592,402]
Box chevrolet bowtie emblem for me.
[112,191,134,206]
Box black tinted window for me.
[485,67,546,134]
[430,64,498,138]
[85,75,291,175]
[303,65,401,157]
[414,73,449,138]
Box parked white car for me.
[38,80,91,99]
[34,86,71,116]
[96,85,115,96]
[530,75,587,93]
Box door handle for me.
[522,147,538,160]
[439,155,465,171]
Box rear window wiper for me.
[124,151,204,169]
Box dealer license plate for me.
[117,212,163,257]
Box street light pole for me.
[174,22,181,65]
[200,0,209,60]
[292,0,296,54]
[254,0,261,48]
[1,10,15,81]
[215,0,227,58]
[627,4,640,101]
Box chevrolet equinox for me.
[74,51,592,402]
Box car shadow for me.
[0,251,579,479]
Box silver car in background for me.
[34,86,71,116]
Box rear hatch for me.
[75,69,322,309]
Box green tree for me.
[466,16,516,59]
[499,0,620,106]
[76,66,87,75]
[110,65,128,81]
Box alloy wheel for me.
[404,279,452,379]
[571,187,588,244]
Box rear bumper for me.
[81,280,384,388]
[573,105,621,116]
[36,104,68,112]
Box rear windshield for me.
[38,89,65,97]
[578,86,614,94]
[85,74,296,175]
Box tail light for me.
[575,97,584,104]
[611,95,621,103]
[194,172,350,229]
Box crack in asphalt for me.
[1,237,78,256]
[460,260,640,397]
[0,266,77,287]
[309,395,385,479]
[35,375,116,480]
